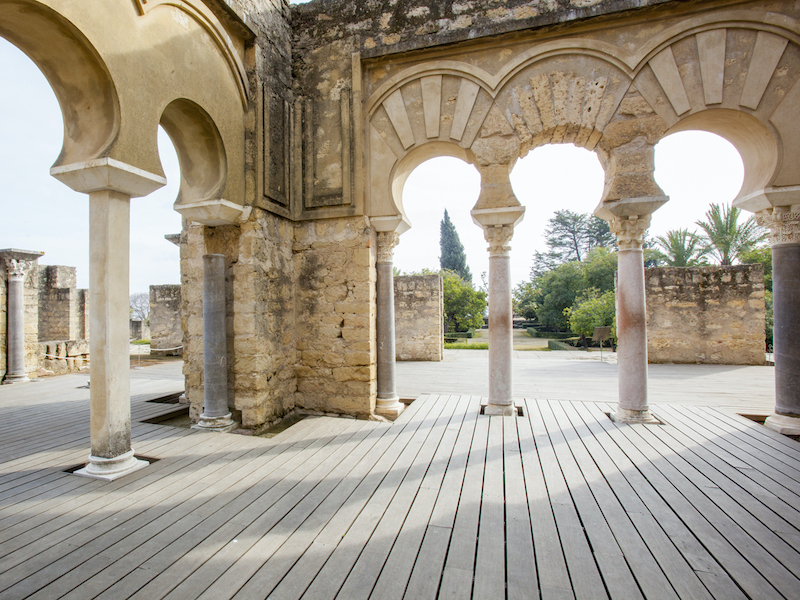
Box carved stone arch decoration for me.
[630,17,800,211]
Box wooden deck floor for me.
[1,375,800,599]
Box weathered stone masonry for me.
[646,265,766,366]
[394,274,443,362]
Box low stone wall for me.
[150,284,182,356]
[394,274,443,361]
[38,340,90,376]
[38,265,88,342]
[646,265,766,365]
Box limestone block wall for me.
[150,284,182,356]
[38,340,89,375]
[293,216,377,418]
[646,265,766,365]
[38,265,88,342]
[395,274,443,361]
[181,210,299,428]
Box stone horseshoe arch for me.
[0,1,120,169]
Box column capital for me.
[0,249,43,281]
[376,231,400,264]
[611,215,651,251]
[484,224,515,257]
[5,260,26,281]
[756,208,800,247]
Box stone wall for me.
[38,340,89,376]
[292,0,674,58]
[395,274,443,361]
[294,216,376,418]
[150,284,182,356]
[0,272,5,381]
[646,265,766,365]
[38,265,88,342]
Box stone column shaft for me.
[76,190,148,479]
[610,215,656,423]
[484,225,515,416]
[760,211,800,434]
[194,254,233,431]
[376,232,403,419]
[5,263,27,383]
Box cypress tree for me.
[439,209,472,284]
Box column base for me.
[764,413,800,436]
[192,412,235,432]
[375,397,404,420]
[2,374,30,384]
[74,449,149,481]
[483,403,518,416]
[610,407,660,424]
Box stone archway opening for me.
[653,129,745,248]
[393,155,483,279]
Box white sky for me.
[0,33,744,292]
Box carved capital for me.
[756,209,800,246]
[5,259,26,281]
[484,224,514,256]
[376,231,400,263]
[610,215,650,251]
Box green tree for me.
[653,229,707,266]
[739,245,772,292]
[439,209,472,284]
[695,203,767,265]
[542,210,615,264]
[441,270,486,331]
[565,289,616,338]
[513,281,537,320]
[532,261,585,331]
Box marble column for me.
[194,254,234,431]
[1,250,42,384]
[76,189,149,480]
[376,231,403,419]
[760,210,800,434]
[483,224,516,415]
[610,215,658,424]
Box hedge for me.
[548,339,582,351]
[527,329,575,339]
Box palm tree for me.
[695,203,767,265]
[654,229,707,266]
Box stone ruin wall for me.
[180,211,377,428]
[0,259,43,381]
[150,284,182,356]
[0,272,5,380]
[395,274,443,362]
[38,265,88,342]
[646,265,766,365]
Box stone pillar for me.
[760,211,800,434]
[483,224,516,415]
[375,232,403,418]
[76,189,149,479]
[193,254,234,432]
[1,250,42,383]
[51,158,166,481]
[610,215,658,424]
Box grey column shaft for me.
[6,273,26,380]
[773,244,800,416]
[616,247,649,414]
[376,261,397,401]
[488,253,513,406]
[203,254,228,418]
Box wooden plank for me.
[332,395,460,599]
[504,412,537,600]
[525,398,607,600]
[267,395,446,600]
[404,395,482,600]
[564,401,715,600]
[539,400,640,600]
[517,401,572,600]
[472,415,507,599]
[611,418,785,599]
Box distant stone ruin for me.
[646,265,766,365]
[394,275,443,362]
